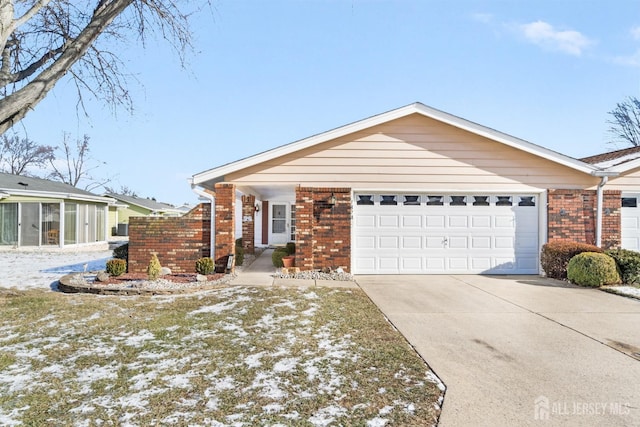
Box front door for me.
[270,203,289,245]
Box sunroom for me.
[0,173,115,249]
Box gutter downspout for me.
[596,176,608,247]
[191,183,215,259]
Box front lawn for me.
[0,286,442,426]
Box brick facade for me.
[547,189,621,248]
[128,203,211,273]
[214,183,236,266]
[241,194,256,254]
[295,187,351,272]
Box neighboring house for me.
[0,172,114,249]
[190,102,633,275]
[106,193,184,236]
[581,146,640,251]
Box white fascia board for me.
[192,102,598,184]
[606,157,640,173]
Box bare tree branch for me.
[607,96,640,147]
[0,0,205,135]
[0,133,54,175]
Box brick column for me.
[295,187,351,272]
[547,189,621,249]
[295,187,314,270]
[241,194,256,254]
[603,190,621,249]
[214,183,236,267]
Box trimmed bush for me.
[113,243,128,261]
[235,245,244,266]
[272,247,289,268]
[195,257,215,275]
[285,242,296,255]
[235,238,243,247]
[147,254,162,281]
[106,259,126,277]
[567,252,620,287]
[541,240,603,279]
[605,248,640,284]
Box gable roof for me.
[0,172,113,204]
[106,193,181,213]
[191,102,600,186]
[581,146,640,171]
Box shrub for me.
[147,254,162,281]
[605,248,640,284]
[235,238,243,247]
[541,240,603,279]
[272,247,289,268]
[235,245,244,266]
[567,252,620,287]
[106,259,126,277]
[285,242,296,255]
[195,257,214,275]
[113,243,128,261]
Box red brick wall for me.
[214,183,236,265]
[547,189,620,248]
[242,194,256,254]
[295,187,351,271]
[128,203,211,273]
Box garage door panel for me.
[402,215,422,227]
[426,216,445,228]
[448,216,468,227]
[471,236,491,249]
[448,236,468,249]
[355,214,376,228]
[402,236,422,249]
[353,193,539,274]
[356,236,376,249]
[471,216,491,228]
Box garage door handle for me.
[442,237,448,247]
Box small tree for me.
[0,134,54,175]
[607,96,640,147]
[48,133,111,191]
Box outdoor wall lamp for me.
[328,193,337,206]
[560,208,567,216]
[255,203,260,212]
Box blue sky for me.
[15,0,640,205]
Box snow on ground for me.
[602,285,640,299]
[0,248,114,289]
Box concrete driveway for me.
[357,275,640,426]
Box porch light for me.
[328,193,337,206]
[255,203,260,212]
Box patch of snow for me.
[122,330,155,347]
[263,403,284,413]
[308,405,347,426]
[379,405,394,415]
[367,417,389,427]
[273,357,299,373]
[245,351,266,368]
[188,300,239,316]
[378,387,386,394]
[603,285,640,299]
[425,370,446,392]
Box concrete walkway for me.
[230,249,357,288]
[357,275,640,427]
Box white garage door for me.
[353,193,539,274]
[621,193,640,250]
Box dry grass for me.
[0,286,442,426]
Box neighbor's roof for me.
[191,102,601,186]
[581,146,640,170]
[106,193,181,213]
[0,172,114,203]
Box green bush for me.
[285,242,296,255]
[541,240,603,279]
[106,259,126,277]
[235,246,244,266]
[235,238,243,247]
[272,247,289,268]
[147,254,162,281]
[567,252,620,287]
[195,257,214,275]
[113,243,128,261]
[605,248,640,284]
